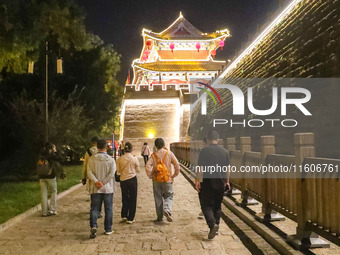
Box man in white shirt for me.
[87,139,116,238]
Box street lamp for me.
[28,41,63,143]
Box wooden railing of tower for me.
[170,133,340,247]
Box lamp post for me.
[45,41,49,143]
[29,41,63,143]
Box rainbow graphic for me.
[197,82,223,106]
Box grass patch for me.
[0,165,82,224]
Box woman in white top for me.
[141,142,151,165]
[116,142,140,223]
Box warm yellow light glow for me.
[143,33,229,42]
[142,14,230,38]
[148,132,154,139]
[132,58,225,66]
[28,61,34,74]
[57,58,63,74]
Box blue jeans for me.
[90,193,113,232]
[152,182,173,220]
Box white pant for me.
[40,178,57,214]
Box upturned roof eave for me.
[143,30,229,41]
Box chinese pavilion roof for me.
[143,12,230,40]
[134,60,225,72]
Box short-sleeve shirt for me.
[197,144,230,190]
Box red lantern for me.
[145,49,150,55]
[211,49,216,59]
[219,39,225,51]
[146,39,152,50]
[142,54,148,61]
[196,43,201,52]
[170,43,175,53]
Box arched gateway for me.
[120,12,230,151]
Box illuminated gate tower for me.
[120,12,230,151]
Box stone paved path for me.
[0,161,255,255]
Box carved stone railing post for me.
[239,137,257,206]
[185,143,190,167]
[287,133,329,249]
[255,136,284,222]
[226,138,241,195]
[226,138,236,151]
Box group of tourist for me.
[38,130,230,241]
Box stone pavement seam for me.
[0,183,82,233]
[179,164,301,255]
[0,157,254,255]
[221,196,302,255]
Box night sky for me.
[74,0,288,84]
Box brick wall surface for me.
[123,100,180,152]
[180,106,190,141]
[191,0,340,157]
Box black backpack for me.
[37,158,51,175]
[36,143,55,176]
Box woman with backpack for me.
[116,142,140,224]
[37,143,65,217]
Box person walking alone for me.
[195,131,230,240]
[141,142,151,165]
[87,139,116,238]
[116,142,140,224]
[38,143,64,217]
[146,138,180,223]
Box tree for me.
[53,44,122,132]
[3,92,91,176]
[0,0,122,176]
[0,0,98,73]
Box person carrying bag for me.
[116,142,140,224]
[145,138,180,223]
[37,143,65,217]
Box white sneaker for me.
[105,230,114,235]
[126,220,135,224]
[48,211,57,216]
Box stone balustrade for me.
[170,132,340,249]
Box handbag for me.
[115,171,121,182]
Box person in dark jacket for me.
[195,131,230,240]
[38,143,64,217]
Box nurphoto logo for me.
[193,82,312,128]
